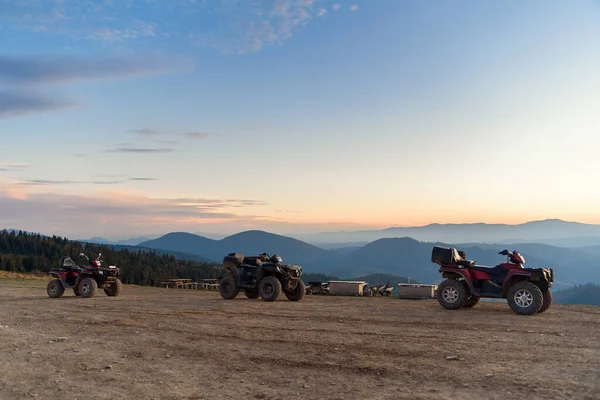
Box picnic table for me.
[160,278,220,290]
[161,278,192,289]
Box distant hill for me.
[105,244,214,264]
[140,230,341,272]
[554,284,600,306]
[329,237,441,282]
[140,230,599,286]
[576,245,600,257]
[78,235,164,246]
[291,219,600,247]
[0,229,223,286]
[326,237,598,286]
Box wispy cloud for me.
[106,147,176,154]
[0,90,73,119]
[0,163,29,172]
[0,53,192,119]
[129,177,157,181]
[134,129,212,141]
[0,184,270,237]
[18,179,132,186]
[2,1,362,55]
[190,0,321,54]
[350,4,359,12]
[182,132,211,140]
[132,128,160,137]
[0,54,193,86]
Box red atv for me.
[432,246,554,315]
[46,253,122,299]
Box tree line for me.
[0,230,225,286]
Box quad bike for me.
[432,246,554,315]
[219,253,305,302]
[46,253,122,299]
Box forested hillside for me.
[0,230,224,286]
[554,284,600,306]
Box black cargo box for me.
[431,246,459,264]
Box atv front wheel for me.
[259,276,282,302]
[78,277,98,298]
[47,279,65,298]
[436,279,467,310]
[538,290,552,313]
[244,290,259,299]
[219,275,239,299]
[104,279,122,297]
[284,279,306,302]
[507,281,543,315]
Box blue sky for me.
[1,0,600,239]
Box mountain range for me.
[288,219,600,247]
[136,228,599,288]
[11,220,598,287]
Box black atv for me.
[219,253,305,302]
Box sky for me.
[1,0,600,240]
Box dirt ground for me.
[1,278,599,400]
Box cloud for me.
[191,0,321,54]
[133,129,211,141]
[0,163,29,172]
[19,179,78,186]
[2,1,362,55]
[129,177,157,181]
[0,54,194,86]
[182,132,211,140]
[106,147,176,154]
[0,54,191,119]
[0,90,73,119]
[17,179,129,186]
[0,185,270,237]
[350,4,359,12]
[132,128,160,137]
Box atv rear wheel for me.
[507,281,543,315]
[259,276,282,302]
[436,279,467,310]
[284,279,306,302]
[104,279,122,297]
[538,290,552,313]
[47,279,65,298]
[219,275,239,299]
[78,277,98,298]
[244,290,259,299]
